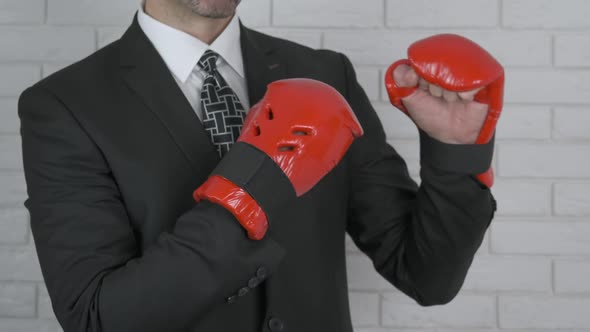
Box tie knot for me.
[198,50,220,74]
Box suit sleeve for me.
[341,54,496,306]
[18,85,286,332]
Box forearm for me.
[32,199,283,332]
[396,166,494,305]
[377,131,495,305]
[96,201,283,332]
[341,47,496,306]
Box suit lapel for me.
[240,22,286,106]
[119,15,219,176]
[117,16,285,176]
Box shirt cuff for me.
[419,130,494,174]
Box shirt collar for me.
[137,4,244,83]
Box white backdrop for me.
[0,0,589,331]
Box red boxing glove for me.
[385,34,504,187]
[195,78,363,239]
[238,79,363,196]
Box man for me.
[18,0,497,331]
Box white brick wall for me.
[555,182,590,216]
[274,0,383,28]
[554,260,590,294]
[382,293,496,328]
[0,0,44,24]
[555,34,590,68]
[502,0,590,28]
[554,107,590,140]
[0,0,589,330]
[500,296,590,328]
[0,283,36,318]
[386,0,498,28]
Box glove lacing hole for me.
[278,144,297,152]
[292,127,313,136]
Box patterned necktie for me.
[198,50,247,157]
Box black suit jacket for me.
[18,15,496,332]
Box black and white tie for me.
[198,50,247,158]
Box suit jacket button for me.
[248,276,260,288]
[226,295,237,304]
[238,287,249,297]
[256,267,267,279]
[268,317,284,331]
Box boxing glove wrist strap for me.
[194,142,297,240]
[194,175,268,240]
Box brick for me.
[496,106,551,140]
[257,29,321,49]
[555,34,590,67]
[237,0,271,27]
[326,30,412,67]
[499,295,590,328]
[462,256,551,292]
[97,27,127,49]
[0,27,95,61]
[505,69,590,104]
[347,254,393,291]
[0,319,61,332]
[327,31,549,68]
[555,182,590,216]
[37,285,56,319]
[498,143,590,178]
[0,135,23,170]
[47,0,136,25]
[0,99,19,134]
[439,330,590,332]
[356,329,434,332]
[553,107,590,140]
[0,0,44,24]
[381,293,495,328]
[491,181,551,216]
[374,103,419,140]
[0,208,28,245]
[0,247,43,281]
[0,172,27,207]
[387,0,497,28]
[0,65,40,97]
[503,0,590,28]
[349,292,379,327]
[322,321,590,331]
[273,0,383,28]
[491,222,590,255]
[0,283,35,318]
[438,330,543,332]
[554,260,590,294]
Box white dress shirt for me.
[137,5,250,121]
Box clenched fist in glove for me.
[385,34,504,187]
[194,78,363,240]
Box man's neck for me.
[144,1,232,45]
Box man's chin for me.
[182,0,240,19]
[197,11,235,19]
